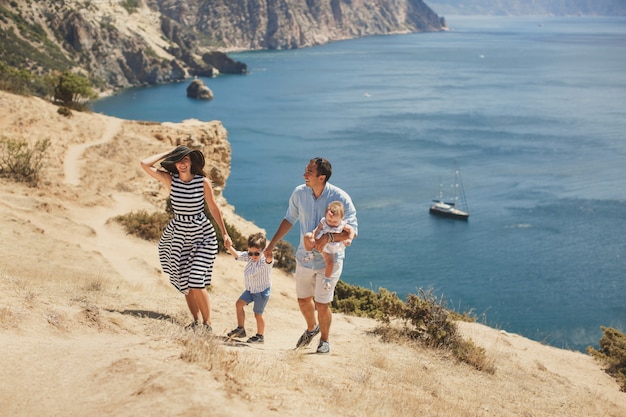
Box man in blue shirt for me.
[265,157,358,354]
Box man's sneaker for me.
[247,334,264,343]
[296,325,320,348]
[316,340,330,354]
[227,326,246,338]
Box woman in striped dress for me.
[141,146,232,332]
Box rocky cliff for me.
[0,0,443,92]
[155,0,444,50]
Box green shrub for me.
[0,61,57,97]
[57,106,72,117]
[120,0,138,14]
[272,240,296,272]
[451,337,493,373]
[0,136,50,186]
[587,326,626,392]
[332,282,401,320]
[372,288,457,349]
[0,61,32,95]
[375,287,408,322]
[330,281,491,370]
[402,289,458,348]
[371,287,493,373]
[0,62,96,105]
[53,71,97,109]
[112,210,171,241]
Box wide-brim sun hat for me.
[160,145,205,174]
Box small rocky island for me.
[186,79,214,100]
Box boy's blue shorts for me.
[239,287,271,314]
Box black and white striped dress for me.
[158,174,218,294]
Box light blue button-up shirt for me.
[284,182,358,270]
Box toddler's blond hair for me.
[326,201,344,219]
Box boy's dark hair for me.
[311,157,332,182]
[247,232,267,249]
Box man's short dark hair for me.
[311,157,332,182]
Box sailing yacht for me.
[429,163,470,220]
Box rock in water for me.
[187,79,214,100]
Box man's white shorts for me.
[295,258,343,304]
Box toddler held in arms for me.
[302,201,355,289]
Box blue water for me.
[93,16,626,351]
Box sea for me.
[92,16,626,352]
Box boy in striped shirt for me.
[226,232,273,343]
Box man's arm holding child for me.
[342,224,356,247]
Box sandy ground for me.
[0,91,624,416]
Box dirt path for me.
[68,194,161,286]
[58,116,161,285]
[64,117,123,186]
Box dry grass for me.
[0,225,623,417]
[0,306,19,329]
[0,264,463,416]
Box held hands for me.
[223,234,232,249]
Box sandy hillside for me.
[0,91,624,417]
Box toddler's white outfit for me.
[316,217,347,255]
[300,217,347,263]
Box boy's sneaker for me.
[227,326,246,338]
[247,334,264,343]
[202,323,213,334]
[316,340,330,354]
[295,325,320,348]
